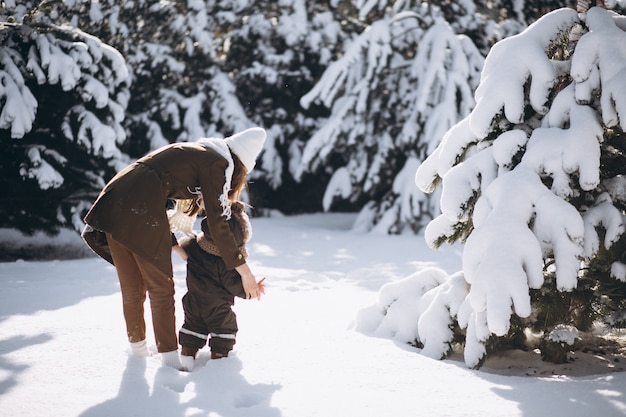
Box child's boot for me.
[161,350,182,369]
[181,346,198,372]
[211,351,229,359]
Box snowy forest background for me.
[1,0,586,235]
[3,0,626,367]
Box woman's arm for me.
[200,159,247,270]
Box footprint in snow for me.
[233,393,264,408]
[154,367,189,393]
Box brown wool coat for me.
[83,142,246,276]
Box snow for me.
[0,61,37,138]
[2,213,626,417]
[20,148,65,190]
[572,7,626,130]
[547,325,580,346]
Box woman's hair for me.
[180,198,202,217]
[182,152,248,217]
[229,151,248,201]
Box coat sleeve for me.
[199,158,246,270]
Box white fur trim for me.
[196,137,234,219]
[129,340,149,358]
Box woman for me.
[82,127,266,369]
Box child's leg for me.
[211,350,229,359]
[207,303,239,358]
[179,293,209,370]
[179,324,208,352]
[208,333,236,358]
[180,346,197,372]
[179,327,205,371]
[181,346,198,357]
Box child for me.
[173,198,265,372]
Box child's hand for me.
[172,245,188,262]
[236,264,262,299]
[257,277,266,296]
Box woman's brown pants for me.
[106,233,178,353]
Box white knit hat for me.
[224,127,266,172]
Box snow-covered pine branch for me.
[0,51,38,138]
[0,22,130,149]
[571,6,626,130]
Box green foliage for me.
[529,271,597,333]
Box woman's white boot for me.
[129,340,149,357]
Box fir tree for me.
[52,0,352,211]
[298,3,484,233]
[406,4,626,367]
[0,2,130,235]
[8,1,354,216]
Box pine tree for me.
[298,2,484,233]
[296,1,584,234]
[10,1,354,216]
[409,4,626,367]
[52,0,354,212]
[0,2,130,235]
[30,0,257,154]
[211,0,351,212]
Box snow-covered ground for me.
[1,213,625,417]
